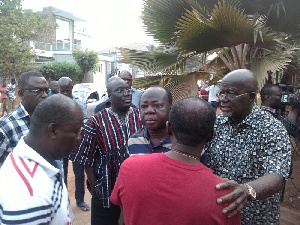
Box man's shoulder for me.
[123,153,159,169]
[251,108,287,129]
[0,105,28,128]
[129,127,147,139]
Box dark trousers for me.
[209,101,218,112]
[91,192,120,225]
[63,158,85,205]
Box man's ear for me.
[18,89,24,98]
[166,121,172,136]
[48,123,58,138]
[249,92,256,102]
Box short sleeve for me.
[0,196,53,224]
[70,117,100,166]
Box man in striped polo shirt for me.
[128,86,172,155]
[0,94,84,224]
[70,78,141,225]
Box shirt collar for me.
[143,126,172,146]
[13,137,60,178]
[109,107,133,121]
[260,105,281,115]
[16,103,30,120]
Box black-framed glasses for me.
[217,91,254,100]
[114,88,132,94]
[122,78,132,81]
[21,88,49,95]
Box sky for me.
[22,0,156,50]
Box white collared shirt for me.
[0,137,72,225]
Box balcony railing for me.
[33,40,82,52]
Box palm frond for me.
[142,0,192,44]
[250,46,297,88]
[176,1,274,53]
[120,48,179,74]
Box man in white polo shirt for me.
[0,94,84,225]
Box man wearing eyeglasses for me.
[0,71,48,168]
[98,70,142,110]
[204,69,291,224]
[70,78,141,225]
[119,70,142,108]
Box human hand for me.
[216,179,248,218]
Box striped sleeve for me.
[0,197,53,225]
[70,116,100,166]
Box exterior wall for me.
[52,53,75,62]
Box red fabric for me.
[200,89,209,99]
[111,153,240,225]
[0,86,7,100]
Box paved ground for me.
[67,161,91,225]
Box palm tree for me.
[122,0,299,92]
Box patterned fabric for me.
[0,103,30,168]
[128,126,172,155]
[0,138,72,225]
[70,107,141,208]
[261,105,300,139]
[6,83,15,100]
[204,106,292,225]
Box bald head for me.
[170,97,215,146]
[31,94,82,130]
[107,79,128,94]
[27,94,84,162]
[219,69,258,125]
[58,77,73,98]
[222,69,258,92]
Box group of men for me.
[0,68,293,225]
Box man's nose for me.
[145,106,155,114]
[41,91,48,98]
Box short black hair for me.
[169,97,215,146]
[107,79,127,94]
[260,84,279,103]
[149,85,173,105]
[31,94,80,129]
[18,71,44,89]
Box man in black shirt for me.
[260,84,300,139]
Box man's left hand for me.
[216,179,248,218]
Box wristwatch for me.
[243,183,257,201]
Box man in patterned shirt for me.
[0,71,48,168]
[204,69,292,224]
[70,78,141,225]
[0,94,83,224]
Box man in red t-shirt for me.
[111,97,240,225]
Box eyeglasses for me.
[114,88,132,94]
[21,88,49,95]
[217,91,254,100]
[122,78,132,81]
